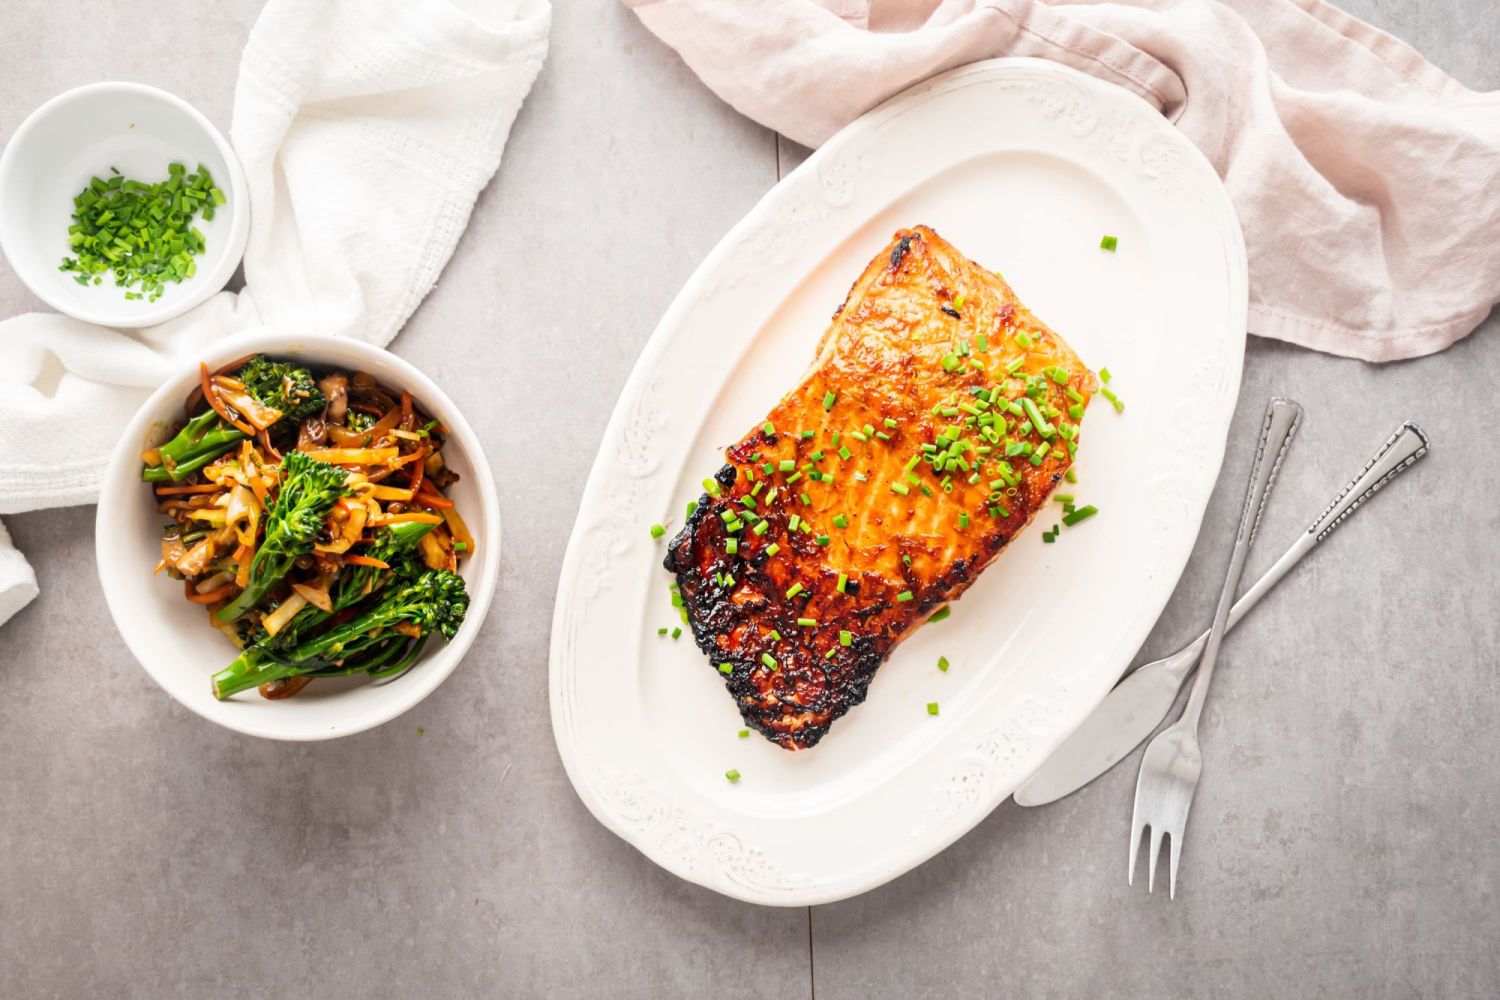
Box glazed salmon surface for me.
[665,226,1097,750]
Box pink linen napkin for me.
[622,0,1500,362]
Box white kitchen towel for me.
[624,0,1500,363]
[0,520,38,631]
[0,0,550,627]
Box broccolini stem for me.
[211,648,301,700]
[142,410,247,483]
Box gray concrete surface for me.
[1,1,1496,997]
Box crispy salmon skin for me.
[665,226,1096,750]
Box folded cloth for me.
[0,0,550,622]
[624,0,1500,363]
[0,520,38,631]
[0,0,549,514]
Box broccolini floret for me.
[235,355,326,421]
[213,450,349,624]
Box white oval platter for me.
[550,58,1246,905]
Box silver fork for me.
[1129,397,1302,897]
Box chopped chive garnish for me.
[719,662,733,674]
[725,769,741,782]
[761,653,777,670]
[941,353,960,372]
[779,459,795,473]
[823,391,837,410]
[738,729,750,739]
[815,534,831,546]
[752,520,769,536]
[838,446,852,460]
[657,627,668,635]
[832,514,848,528]
[926,702,940,716]
[762,422,776,436]
[703,478,721,496]
[836,573,848,594]
[929,605,951,623]
[1063,504,1098,526]
[1065,468,1078,484]
[840,630,852,646]
[1099,234,1118,251]
[686,501,698,518]
[937,656,950,672]
[797,617,817,627]
[672,627,682,640]
[884,417,899,429]
[958,512,970,529]
[800,492,811,505]
[1054,494,1074,503]
[896,591,914,603]
[769,629,782,641]
[726,538,739,555]
[1021,397,1055,438]
[1100,366,1113,383]
[786,583,804,599]
[1014,332,1032,349]
[1101,387,1125,412]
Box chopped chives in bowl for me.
[58,162,222,301]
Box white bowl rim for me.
[94,332,501,740]
[0,80,250,329]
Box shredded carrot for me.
[153,483,222,496]
[185,581,236,604]
[369,512,443,526]
[408,445,427,494]
[386,451,425,470]
[413,490,454,510]
[302,447,400,465]
[200,362,257,436]
[342,554,390,569]
[233,544,253,589]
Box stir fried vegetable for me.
[144,355,473,700]
[213,450,349,623]
[210,569,469,700]
[143,355,326,482]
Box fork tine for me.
[1127,815,1144,886]
[1147,825,1164,893]
[1168,828,1183,899]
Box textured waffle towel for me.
[624,0,1500,361]
[0,0,550,628]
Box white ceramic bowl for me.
[0,82,249,328]
[95,333,501,740]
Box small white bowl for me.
[95,333,501,740]
[0,82,249,328]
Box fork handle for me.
[1179,398,1302,732]
[1159,421,1430,680]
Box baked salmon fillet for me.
[665,226,1096,750]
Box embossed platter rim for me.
[550,58,1247,905]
